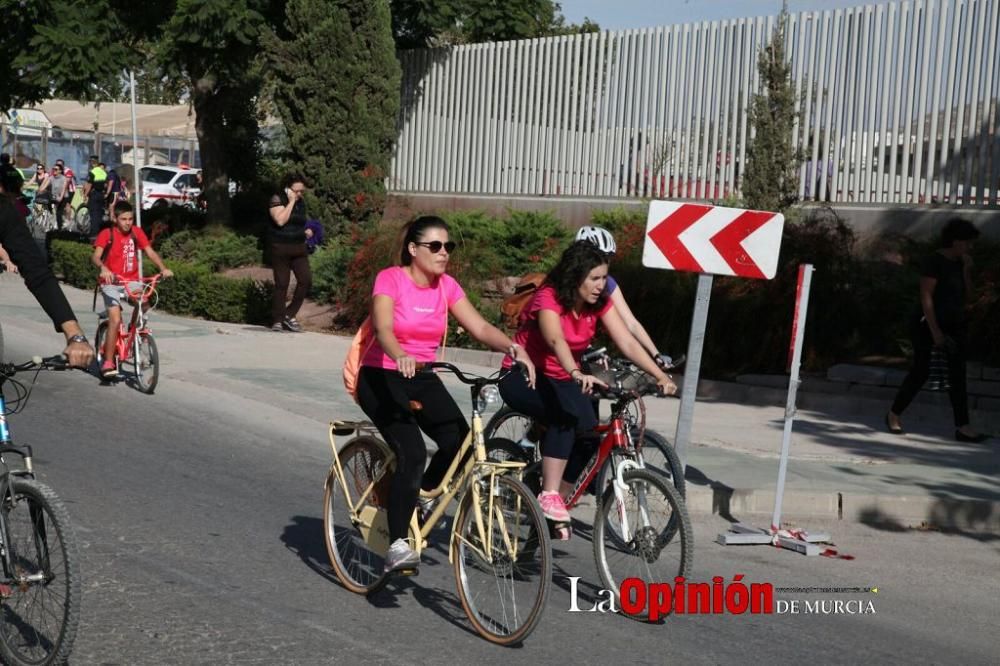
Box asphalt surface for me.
[0,275,997,664]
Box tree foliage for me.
[743,10,801,213]
[391,0,596,48]
[266,0,401,231]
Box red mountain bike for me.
[95,274,162,394]
[486,370,692,617]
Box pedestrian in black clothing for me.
[887,218,988,443]
[266,173,312,332]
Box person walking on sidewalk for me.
[267,173,312,333]
[887,218,988,443]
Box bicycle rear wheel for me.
[323,436,394,594]
[0,479,81,666]
[593,468,692,620]
[453,474,551,646]
[131,332,159,394]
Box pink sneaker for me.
[538,491,570,522]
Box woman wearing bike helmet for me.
[499,241,676,528]
[575,225,672,369]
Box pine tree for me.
[266,0,401,232]
[743,10,801,213]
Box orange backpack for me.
[342,316,375,403]
[500,272,546,329]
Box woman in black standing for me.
[267,173,313,332]
[887,218,988,443]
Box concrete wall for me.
[386,193,1000,243]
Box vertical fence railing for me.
[390,0,1000,207]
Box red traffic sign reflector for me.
[643,201,785,279]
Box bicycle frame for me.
[327,373,525,566]
[111,302,150,367]
[562,401,644,511]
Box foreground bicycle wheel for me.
[593,468,692,620]
[132,333,159,394]
[0,479,81,666]
[324,436,394,594]
[453,474,551,645]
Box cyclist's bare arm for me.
[609,287,660,360]
[599,306,676,395]
[142,246,173,277]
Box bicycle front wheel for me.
[0,479,81,666]
[482,406,534,444]
[593,468,692,620]
[132,332,159,394]
[323,436,394,594]
[453,474,551,646]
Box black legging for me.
[891,321,970,427]
[499,370,599,482]
[270,242,312,325]
[357,366,469,541]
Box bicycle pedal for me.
[391,567,419,577]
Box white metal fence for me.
[390,0,1000,207]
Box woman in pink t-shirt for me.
[499,241,677,528]
[357,215,535,574]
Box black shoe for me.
[885,413,904,435]
[955,430,989,443]
[282,316,302,332]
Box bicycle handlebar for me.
[1,355,72,377]
[108,274,163,301]
[416,361,523,386]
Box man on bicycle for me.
[91,201,172,379]
[1,164,95,367]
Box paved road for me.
[0,277,997,664]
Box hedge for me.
[49,239,270,325]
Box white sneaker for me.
[384,538,420,573]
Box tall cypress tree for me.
[743,10,801,213]
[267,0,401,232]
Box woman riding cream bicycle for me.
[356,215,535,573]
[498,241,676,530]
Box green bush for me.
[309,241,353,305]
[49,238,94,290]
[157,228,260,271]
[50,240,270,326]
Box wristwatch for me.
[68,334,88,344]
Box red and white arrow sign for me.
[642,201,785,279]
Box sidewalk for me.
[2,274,997,534]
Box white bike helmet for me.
[575,225,617,255]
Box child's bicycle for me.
[484,347,686,498]
[95,274,162,394]
[323,362,551,646]
[485,366,693,619]
[0,355,82,666]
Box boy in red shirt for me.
[91,202,173,379]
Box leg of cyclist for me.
[99,286,125,379]
[500,372,596,525]
[356,366,449,573]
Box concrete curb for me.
[682,485,1000,535]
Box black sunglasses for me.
[413,240,456,254]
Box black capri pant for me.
[357,366,469,541]
[499,370,598,482]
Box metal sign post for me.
[717,264,832,556]
[672,273,713,469]
[129,70,143,277]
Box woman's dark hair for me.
[545,241,610,312]
[280,172,307,190]
[0,167,22,195]
[399,215,450,266]
[940,218,980,248]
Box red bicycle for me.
[486,371,692,616]
[95,274,162,394]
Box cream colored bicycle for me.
[323,362,551,646]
